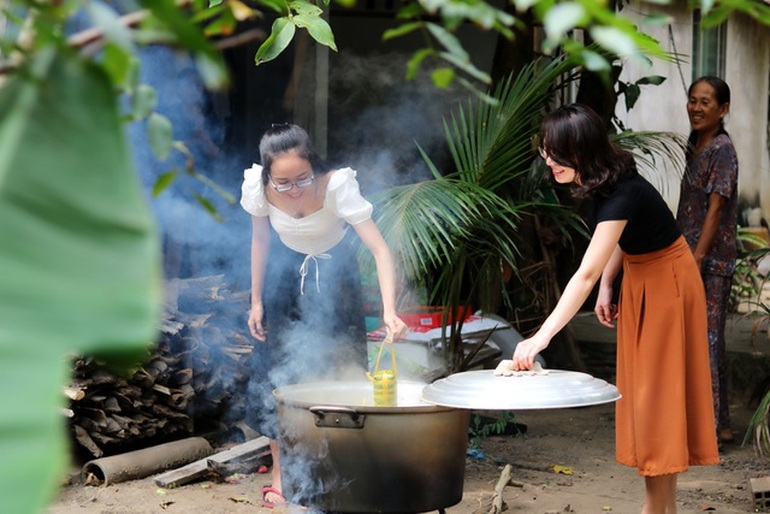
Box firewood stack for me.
[67,275,255,458]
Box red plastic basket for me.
[398,306,472,329]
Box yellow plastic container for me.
[367,335,398,406]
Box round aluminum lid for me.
[421,369,621,410]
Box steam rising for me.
[328,50,468,192]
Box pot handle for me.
[309,406,366,429]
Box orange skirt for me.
[615,236,719,476]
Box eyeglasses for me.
[269,174,315,192]
[538,146,570,166]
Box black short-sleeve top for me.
[586,174,681,255]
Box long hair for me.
[686,76,731,160]
[540,103,637,200]
[258,124,329,186]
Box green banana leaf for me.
[0,49,162,514]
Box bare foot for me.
[261,485,287,508]
[719,427,734,443]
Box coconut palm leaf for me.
[446,57,580,191]
[371,176,524,277]
[613,129,687,195]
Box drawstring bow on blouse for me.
[299,253,332,294]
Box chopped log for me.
[154,436,270,488]
[74,425,103,458]
[178,383,195,398]
[89,431,121,446]
[174,368,193,384]
[67,275,253,457]
[103,397,121,413]
[64,386,86,401]
[205,451,266,481]
[153,384,172,396]
[160,317,185,336]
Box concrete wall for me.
[726,13,770,217]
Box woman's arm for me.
[352,219,406,336]
[248,216,271,341]
[692,192,728,268]
[511,220,627,369]
[595,244,623,328]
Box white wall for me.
[614,1,693,210]
[725,12,770,219]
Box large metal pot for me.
[274,380,470,513]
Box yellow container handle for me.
[367,332,397,380]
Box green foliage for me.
[611,130,687,190]
[384,0,680,97]
[380,0,767,97]
[730,231,770,313]
[697,0,770,27]
[617,73,667,112]
[254,0,338,65]
[469,411,520,448]
[731,232,770,454]
[369,54,688,370]
[745,389,770,455]
[147,112,174,161]
[137,0,229,90]
[256,16,298,64]
[0,49,162,514]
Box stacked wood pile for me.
[67,275,255,458]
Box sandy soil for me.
[48,399,770,514]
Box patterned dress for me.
[676,133,739,437]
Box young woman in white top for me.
[240,123,405,508]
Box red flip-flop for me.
[261,485,287,509]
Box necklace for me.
[266,176,322,219]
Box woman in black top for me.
[501,104,719,513]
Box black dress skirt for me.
[246,229,368,438]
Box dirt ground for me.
[48,398,770,514]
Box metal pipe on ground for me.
[81,437,214,486]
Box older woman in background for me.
[676,76,739,447]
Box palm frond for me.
[613,130,687,195]
[370,177,522,278]
[746,389,770,455]
[445,56,580,192]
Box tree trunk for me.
[489,9,537,88]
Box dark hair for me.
[258,124,329,186]
[686,76,731,158]
[540,103,637,200]
[688,75,731,107]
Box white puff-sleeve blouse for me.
[240,164,373,256]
